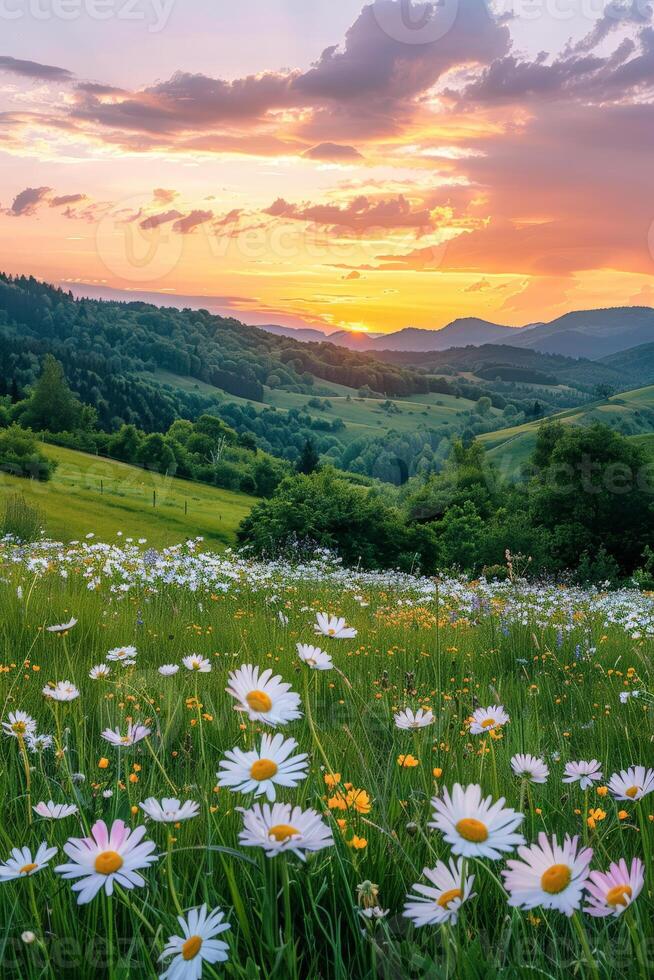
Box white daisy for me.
[502,833,593,917]
[101,723,151,747]
[46,618,77,633]
[607,766,654,802]
[510,754,549,785]
[55,819,158,904]
[33,801,78,820]
[394,708,434,730]
[27,733,53,753]
[182,654,212,673]
[106,646,137,666]
[139,798,200,823]
[89,665,111,680]
[429,784,525,860]
[159,905,230,979]
[314,613,357,639]
[158,665,180,676]
[2,710,37,740]
[469,704,510,735]
[217,733,308,802]
[562,760,603,790]
[226,665,302,727]
[296,644,333,671]
[0,843,58,880]
[238,802,334,860]
[619,690,640,703]
[404,858,476,927]
[42,681,80,702]
[585,857,645,918]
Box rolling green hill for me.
[478,384,654,477]
[0,444,257,546]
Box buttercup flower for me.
[394,708,434,730]
[469,705,510,735]
[139,798,200,823]
[585,857,645,918]
[296,644,333,670]
[503,833,592,917]
[226,665,302,727]
[430,784,525,859]
[55,819,157,904]
[159,905,231,979]
[0,843,58,880]
[562,760,603,790]
[217,733,308,802]
[607,766,654,802]
[511,754,549,785]
[404,858,476,927]
[238,802,334,860]
[314,613,357,639]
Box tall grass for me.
[0,554,651,978]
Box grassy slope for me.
[0,444,256,547]
[145,369,492,445]
[479,384,654,476]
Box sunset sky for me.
[2,0,654,334]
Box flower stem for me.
[571,911,599,980]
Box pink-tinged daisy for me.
[562,760,603,790]
[314,613,357,640]
[238,802,334,860]
[158,665,179,676]
[101,723,151,747]
[55,819,158,904]
[217,733,308,802]
[33,801,78,820]
[394,708,434,730]
[42,681,80,702]
[585,857,645,918]
[89,665,111,680]
[0,843,58,880]
[403,858,476,927]
[159,905,230,978]
[469,705,510,735]
[226,665,302,727]
[502,833,593,917]
[429,784,525,860]
[139,798,199,823]
[296,644,333,671]
[511,754,549,785]
[2,710,37,740]
[607,766,654,802]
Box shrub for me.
[0,424,57,481]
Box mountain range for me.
[261,307,654,360]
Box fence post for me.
[153,490,156,508]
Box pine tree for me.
[297,438,320,475]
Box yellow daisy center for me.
[12,722,27,735]
[456,818,489,843]
[20,863,38,875]
[606,884,632,907]
[437,887,462,909]
[251,759,278,781]
[246,690,272,713]
[481,718,496,729]
[94,850,124,875]
[541,864,571,894]
[269,824,299,842]
[182,935,203,961]
[625,785,640,799]
[328,629,336,635]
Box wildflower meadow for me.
[0,536,653,978]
